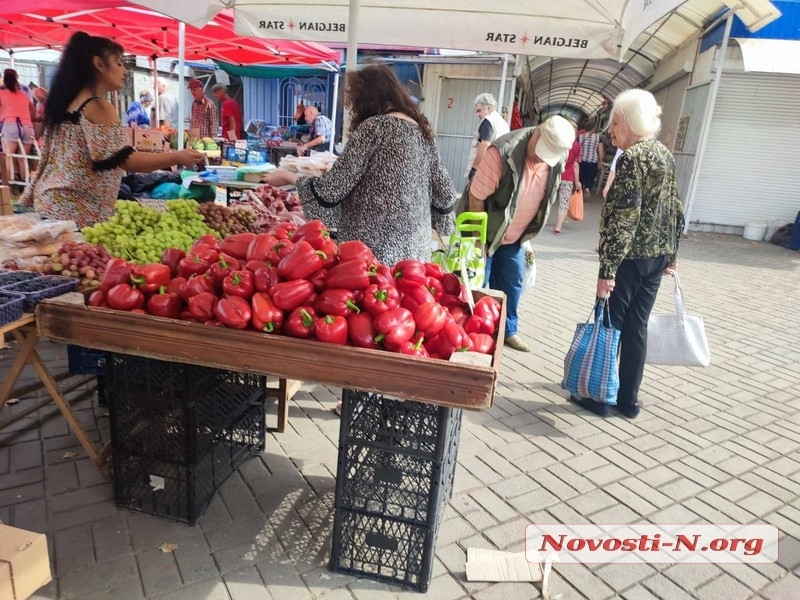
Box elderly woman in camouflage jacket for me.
[573,89,685,419]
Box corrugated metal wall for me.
[242,77,281,126]
[691,72,800,228]
[673,82,711,207]
[655,74,691,150]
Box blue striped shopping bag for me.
[561,299,621,405]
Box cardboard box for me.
[0,186,13,216]
[0,525,51,600]
[133,129,169,152]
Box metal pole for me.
[152,56,160,127]
[497,53,509,120]
[8,49,13,69]
[341,0,360,143]
[330,67,340,153]
[681,11,733,233]
[177,21,186,152]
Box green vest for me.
[483,126,564,256]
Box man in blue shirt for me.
[297,105,332,155]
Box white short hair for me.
[157,77,169,87]
[610,89,662,138]
[473,93,498,110]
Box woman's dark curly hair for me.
[346,62,433,140]
[44,31,124,130]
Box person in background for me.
[469,116,576,352]
[125,90,153,128]
[549,119,581,234]
[188,78,217,139]
[572,89,685,419]
[0,68,36,181]
[20,32,205,228]
[465,93,510,181]
[577,122,603,197]
[262,61,455,266]
[32,87,48,122]
[296,104,332,155]
[294,100,307,126]
[212,83,242,140]
[602,147,624,199]
[155,77,177,129]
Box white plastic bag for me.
[522,240,536,293]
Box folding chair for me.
[1,135,41,187]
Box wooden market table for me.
[0,313,111,470]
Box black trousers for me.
[580,161,599,190]
[608,256,670,406]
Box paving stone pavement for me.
[1,199,799,600]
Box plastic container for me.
[0,270,42,289]
[67,345,107,376]
[0,275,77,311]
[743,221,767,241]
[0,291,25,325]
[763,219,783,242]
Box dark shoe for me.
[504,334,531,352]
[569,395,610,417]
[617,402,640,419]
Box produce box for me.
[133,129,169,152]
[0,186,13,216]
[0,524,51,600]
[36,289,506,410]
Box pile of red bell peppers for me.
[89,220,501,360]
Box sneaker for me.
[617,402,640,419]
[569,395,610,417]
[504,334,530,352]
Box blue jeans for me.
[484,241,524,337]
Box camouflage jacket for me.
[599,138,685,279]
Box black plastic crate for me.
[107,354,267,462]
[0,270,41,288]
[331,390,462,592]
[0,291,25,325]
[67,345,107,375]
[113,403,265,525]
[0,275,77,310]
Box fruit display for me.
[24,241,113,290]
[196,202,258,237]
[91,220,501,360]
[82,200,215,264]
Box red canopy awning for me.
[0,4,339,66]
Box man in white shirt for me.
[465,93,510,181]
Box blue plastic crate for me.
[67,345,107,375]
[0,291,25,325]
[1,275,78,311]
[225,146,248,163]
[0,270,42,289]
[246,148,268,165]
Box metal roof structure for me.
[530,0,780,119]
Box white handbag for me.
[646,272,710,367]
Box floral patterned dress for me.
[20,97,134,228]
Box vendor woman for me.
[20,32,205,228]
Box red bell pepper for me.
[316,288,360,317]
[325,260,373,291]
[292,219,329,250]
[398,336,430,359]
[179,309,196,322]
[252,264,279,293]
[468,332,495,355]
[99,258,133,293]
[424,262,445,280]
[131,308,147,315]
[209,255,241,290]
[250,292,284,333]
[220,232,256,260]
[165,276,186,296]
[362,283,399,317]
[270,279,315,312]
[131,263,171,294]
[214,295,251,330]
[189,244,219,264]
[106,283,145,311]
[271,222,296,241]
[146,287,182,319]
[449,305,468,327]
[439,293,465,310]
[245,259,269,273]
[246,233,279,262]
[413,301,448,338]
[369,263,396,288]
[180,274,215,300]
[277,240,327,281]
[400,285,435,314]
[192,234,220,252]
[87,290,106,307]
[187,292,217,321]
[464,313,496,336]
[373,307,416,349]
[474,295,502,328]
[338,240,374,265]
[425,276,445,301]
[284,306,316,339]
[347,312,380,349]
[267,240,294,266]
[438,320,473,358]
[161,248,186,278]
[392,259,428,294]
[319,239,339,268]
[308,268,328,292]
[177,254,210,278]
[222,270,255,299]
[441,272,462,296]
[314,314,348,345]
